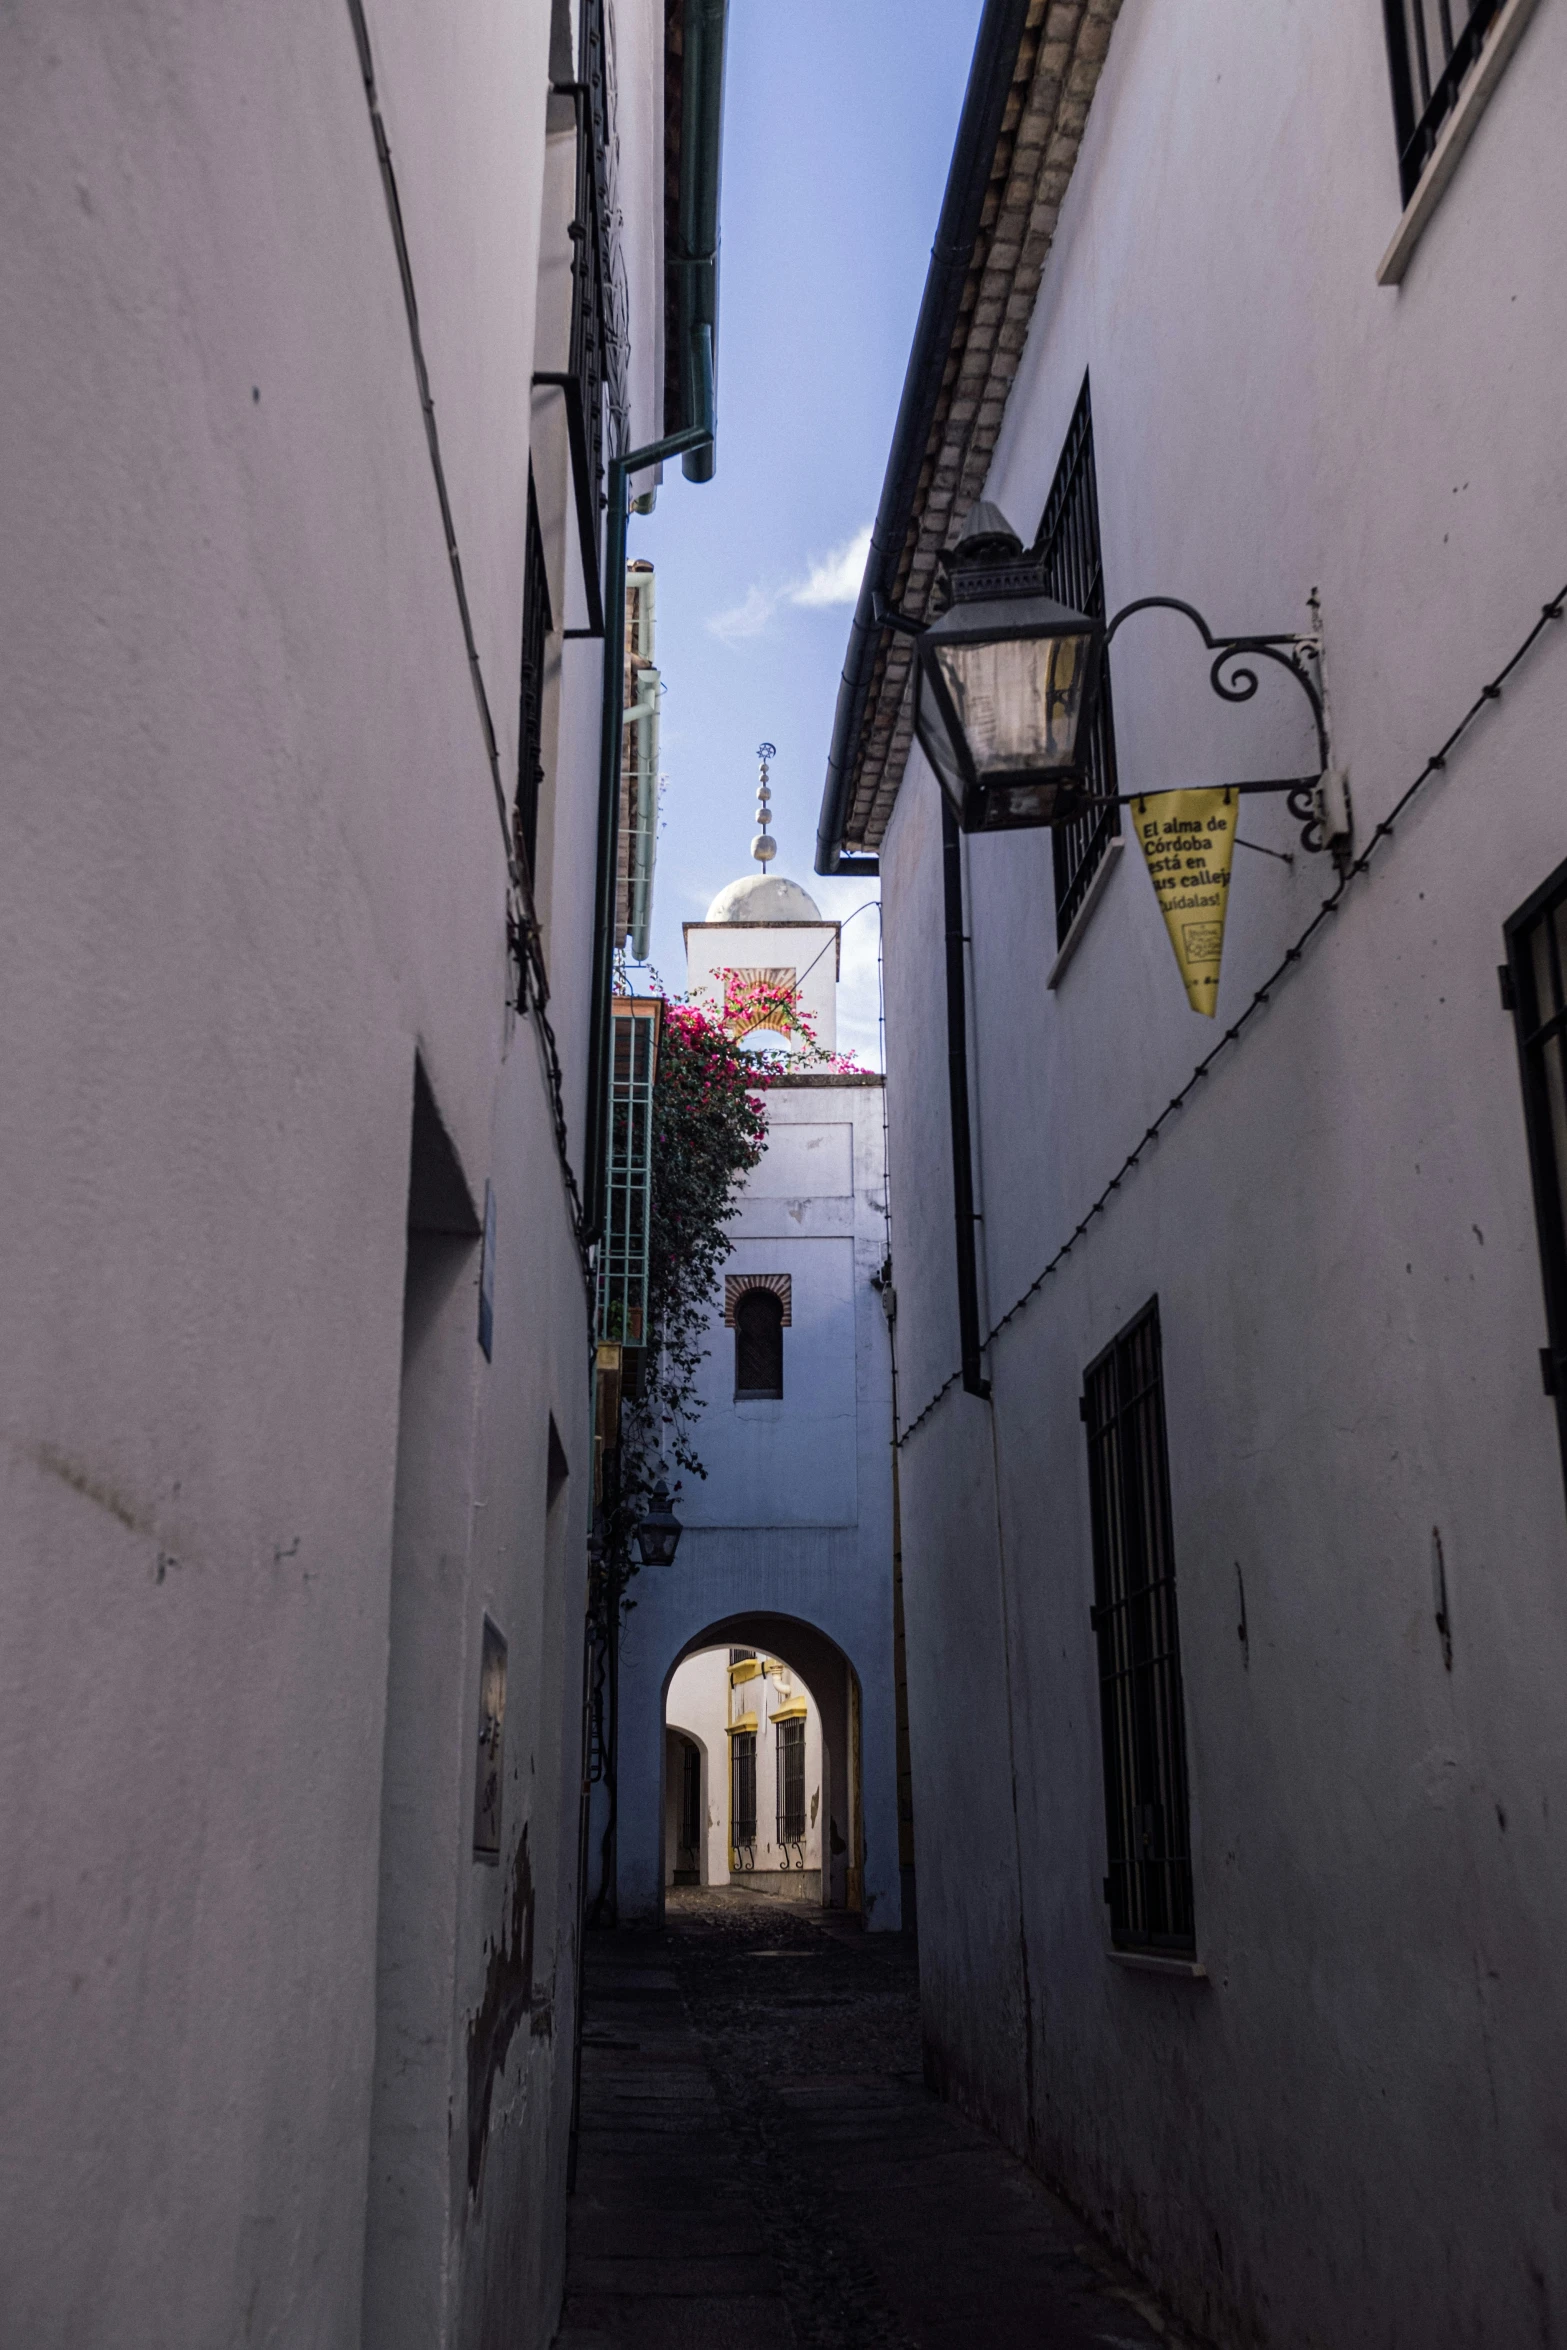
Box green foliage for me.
[620,999,766,1499]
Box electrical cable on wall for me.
[896,578,1567,1447]
[347,0,594,1307]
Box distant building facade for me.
[615,854,903,1928]
[819,4,1567,2346]
[0,3,727,2346]
[665,1645,826,1898]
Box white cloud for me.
[704,523,872,645]
[707,583,777,644]
[789,525,872,610]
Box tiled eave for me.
[844,0,1121,855]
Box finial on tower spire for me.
[752,741,777,868]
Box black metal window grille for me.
[775,1718,806,1845]
[597,1000,657,1345]
[569,0,612,527]
[730,1732,757,1848]
[735,1289,784,1399]
[1083,1300,1195,1954]
[1032,376,1119,940]
[679,1739,702,1858]
[1504,857,1567,1498]
[728,1648,755,1667]
[515,468,552,880]
[1382,0,1501,203]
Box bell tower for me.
[683,743,840,1053]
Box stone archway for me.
[657,1612,863,1923]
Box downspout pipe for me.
[671,0,727,483]
[583,0,726,1239]
[942,801,990,1399]
[583,324,716,1244]
[814,0,1031,877]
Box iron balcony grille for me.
[1504,856,1567,1499]
[1083,1300,1196,1955]
[596,999,659,1346]
[1382,0,1501,204]
[730,1731,757,1854]
[515,469,552,880]
[1033,376,1119,940]
[775,1717,806,1846]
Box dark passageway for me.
[555,1889,1200,2347]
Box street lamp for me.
[888,498,1344,857]
[907,502,1105,834]
[630,1478,683,1568]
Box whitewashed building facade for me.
[818,2,1567,2344]
[615,855,904,1930]
[0,2,727,2344]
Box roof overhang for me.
[816,0,1123,873]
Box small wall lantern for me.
[630,1478,683,1568]
[906,503,1105,835]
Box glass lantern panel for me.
[932,630,1092,776]
[914,663,970,811]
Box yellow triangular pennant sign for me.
[1132,788,1237,1017]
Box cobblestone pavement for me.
[554,1886,1202,2349]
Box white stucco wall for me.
[0,3,670,2344]
[880,4,1567,2344]
[616,1074,902,1929]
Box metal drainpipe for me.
[942,800,990,1399]
[626,666,660,964]
[583,325,716,1242]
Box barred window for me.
[679,1739,702,1859]
[1083,1300,1195,1955]
[1382,0,1502,205]
[515,468,552,880]
[1504,857,1567,1503]
[775,1718,806,1845]
[730,1732,757,1851]
[1033,377,1119,941]
[735,1289,784,1399]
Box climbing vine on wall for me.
[615,971,865,1534]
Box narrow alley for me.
[557,1890,1195,2349]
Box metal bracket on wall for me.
[532,370,606,638]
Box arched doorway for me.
[662,1723,708,1886]
[659,1613,864,1920]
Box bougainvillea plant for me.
[615,970,866,1546]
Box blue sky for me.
[628,0,985,1064]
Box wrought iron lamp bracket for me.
[873,585,1348,860]
[1101,596,1343,858]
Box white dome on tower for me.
[704,871,823,924]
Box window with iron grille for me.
[597,998,659,1346]
[570,0,613,523]
[1504,857,1567,1500]
[734,1289,784,1399]
[775,1717,806,1845]
[679,1739,702,1858]
[1083,1300,1195,1955]
[515,468,552,881]
[1382,0,1503,204]
[1032,377,1119,941]
[730,1732,757,1849]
